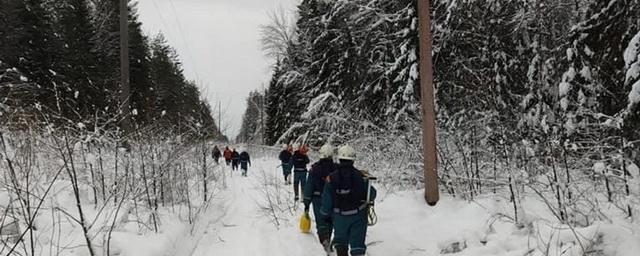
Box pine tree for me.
[265,61,286,145]
[2,0,63,118]
[127,3,153,126]
[237,91,265,143]
[149,34,185,128]
[57,0,104,122]
[91,0,122,120]
[561,0,640,139]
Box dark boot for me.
[335,246,348,256]
[319,233,332,253]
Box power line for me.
[149,0,203,85]
[148,0,223,138]
[150,0,171,35]
[166,0,203,84]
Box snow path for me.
[152,155,640,256]
[187,157,327,256]
[175,156,488,256]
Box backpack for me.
[310,159,336,196]
[330,166,366,213]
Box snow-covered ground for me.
[117,156,639,256]
[2,147,639,256]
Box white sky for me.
[136,0,298,139]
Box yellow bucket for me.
[299,212,311,233]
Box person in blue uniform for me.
[304,144,337,253]
[320,145,376,256]
[279,144,293,184]
[239,149,251,177]
[290,143,310,201]
[231,148,240,170]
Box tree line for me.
[249,0,640,222]
[0,0,223,140]
[236,90,265,144]
[256,0,640,150]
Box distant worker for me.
[320,145,376,256]
[239,149,251,177]
[279,144,293,184]
[231,148,240,171]
[223,146,233,166]
[212,145,222,164]
[300,143,310,155]
[303,144,337,253]
[290,143,310,202]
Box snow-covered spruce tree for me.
[270,1,338,143]
[384,0,420,126]
[434,0,530,137]
[126,2,154,126]
[237,91,266,144]
[149,34,182,125]
[148,34,219,137]
[87,0,156,126]
[623,29,640,138]
[265,62,287,145]
[523,0,640,223]
[56,0,106,123]
[431,0,541,202]
[556,0,639,137]
[264,0,432,143]
[0,0,64,119]
[91,0,122,118]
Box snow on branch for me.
[624,31,640,113]
[301,92,338,120]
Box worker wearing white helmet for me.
[303,144,337,253]
[320,145,376,256]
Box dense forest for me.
[238,0,640,223]
[0,0,223,140]
[256,0,640,147]
[0,1,638,255]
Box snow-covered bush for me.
[0,125,224,255]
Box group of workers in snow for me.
[212,145,251,177]
[212,142,377,255]
[279,143,377,256]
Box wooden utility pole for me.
[120,0,131,135]
[418,0,439,206]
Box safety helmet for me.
[319,144,334,159]
[337,145,356,160]
[282,144,288,150]
[293,143,301,150]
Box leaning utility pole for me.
[418,0,439,206]
[120,0,131,136]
